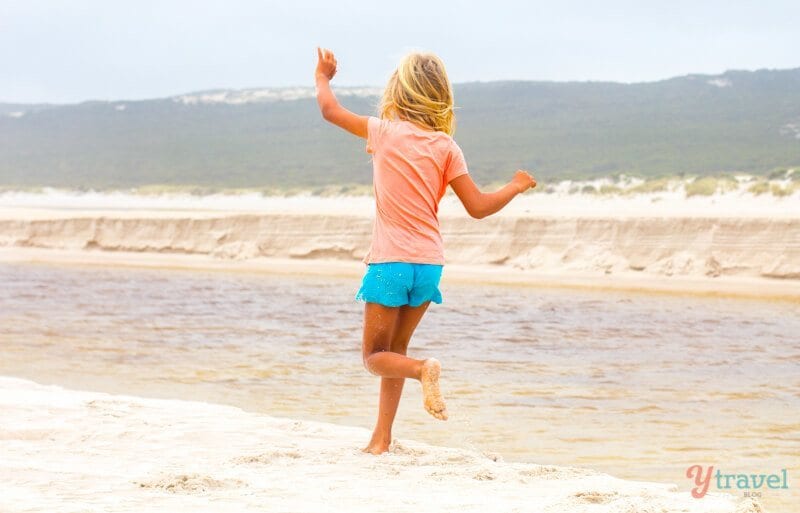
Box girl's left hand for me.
[316,47,338,80]
[512,170,537,193]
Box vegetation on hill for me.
[1,68,798,190]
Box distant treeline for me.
[1,68,798,189]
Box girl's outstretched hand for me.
[512,170,537,193]
[316,47,338,80]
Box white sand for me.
[0,187,798,219]
[0,376,760,513]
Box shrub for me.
[685,177,718,197]
[771,184,792,197]
[625,177,670,195]
[747,181,769,195]
[598,184,622,195]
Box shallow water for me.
[1,262,798,510]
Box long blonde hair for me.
[378,51,456,136]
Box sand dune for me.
[0,376,761,512]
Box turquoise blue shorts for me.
[355,262,444,307]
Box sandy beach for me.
[0,376,761,513]
[3,6,798,512]
[1,190,797,512]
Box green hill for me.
[1,68,798,190]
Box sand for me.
[0,191,798,301]
[0,376,762,513]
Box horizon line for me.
[3,65,797,107]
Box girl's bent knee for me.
[363,352,382,376]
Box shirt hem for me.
[363,256,445,266]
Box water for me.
[1,262,798,510]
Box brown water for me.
[1,262,798,511]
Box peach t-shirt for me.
[362,115,469,265]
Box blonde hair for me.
[378,51,456,136]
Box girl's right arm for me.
[315,47,368,139]
[450,171,536,219]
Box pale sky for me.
[1,0,798,104]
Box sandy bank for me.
[0,203,798,300]
[0,376,760,513]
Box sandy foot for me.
[361,436,392,455]
[421,358,448,420]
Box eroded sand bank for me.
[0,202,798,300]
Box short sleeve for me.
[366,116,385,155]
[443,140,469,184]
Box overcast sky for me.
[1,0,798,104]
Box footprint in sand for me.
[445,453,478,464]
[573,491,619,504]
[428,469,461,481]
[134,473,246,493]
[420,358,447,420]
[232,448,303,464]
[85,399,139,418]
[519,465,599,481]
[473,469,496,481]
[389,440,427,457]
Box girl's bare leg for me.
[361,301,447,455]
[362,301,430,454]
[362,375,406,454]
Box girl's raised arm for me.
[315,47,368,139]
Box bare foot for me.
[420,358,448,420]
[361,437,391,455]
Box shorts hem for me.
[355,293,443,308]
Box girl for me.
[315,47,536,455]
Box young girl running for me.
[315,47,536,455]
